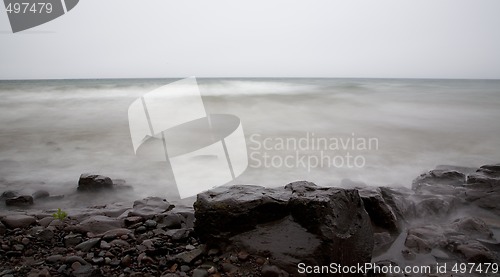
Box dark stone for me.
[124,216,144,227]
[65,255,88,264]
[64,234,83,247]
[359,187,400,233]
[194,185,291,241]
[378,186,417,221]
[72,215,123,234]
[128,197,175,219]
[77,173,113,191]
[0,222,6,235]
[174,245,205,264]
[195,182,373,276]
[5,195,33,206]
[262,264,287,277]
[413,195,458,218]
[1,214,36,229]
[158,212,182,229]
[46,254,63,263]
[37,229,54,241]
[75,238,101,252]
[1,190,19,199]
[192,268,208,277]
[412,169,466,195]
[286,182,374,272]
[413,169,466,188]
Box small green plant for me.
[52,208,68,220]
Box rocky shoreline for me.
[0,164,499,277]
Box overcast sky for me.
[1,0,500,79]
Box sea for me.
[1,78,499,208]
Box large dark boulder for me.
[286,182,374,273]
[194,182,373,276]
[194,185,291,241]
[77,174,114,191]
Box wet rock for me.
[192,268,208,277]
[64,234,83,247]
[46,254,63,263]
[32,190,50,199]
[99,240,110,250]
[1,190,19,199]
[467,164,500,187]
[101,228,132,240]
[196,182,373,275]
[77,173,113,191]
[65,255,87,265]
[75,238,100,252]
[455,240,497,263]
[37,229,54,241]
[73,215,122,234]
[124,216,143,227]
[0,221,5,235]
[261,264,288,277]
[159,212,182,229]
[446,217,494,240]
[413,196,458,218]
[194,185,291,241]
[5,195,33,206]
[174,245,205,264]
[221,263,239,274]
[359,187,399,233]
[121,255,132,266]
[404,225,445,253]
[412,169,466,192]
[38,216,54,228]
[72,264,97,277]
[1,214,36,229]
[144,219,157,228]
[128,197,174,219]
[109,239,130,248]
[237,250,249,261]
[166,228,191,241]
[378,186,416,221]
[373,232,394,253]
[287,182,374,270]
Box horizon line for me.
[1,76,500,82]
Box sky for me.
[1,0,500,80]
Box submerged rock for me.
[5,195,33,206]
[32,190,50,199]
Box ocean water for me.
[0,78,499,208]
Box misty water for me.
[1,78,499,208]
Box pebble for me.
[75,238,100,252]
[144,219,157,228]
[46,254,63,263]
[237,250,249,261]
[192,268,209,277]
